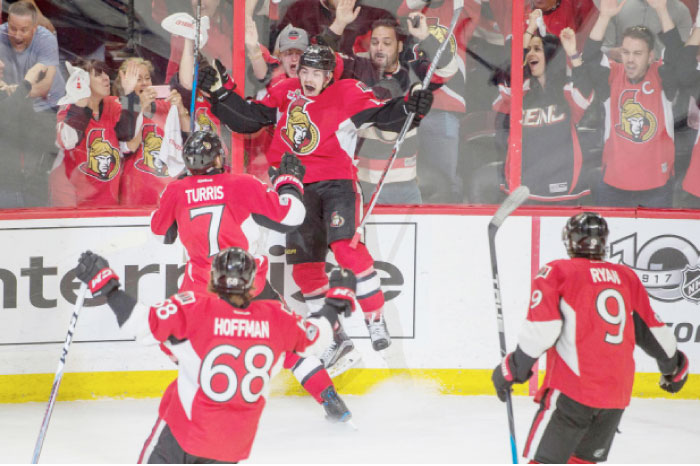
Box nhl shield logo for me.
[680,265,700,303]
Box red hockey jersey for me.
[144,291,321,462]
[519,257,677,409]
[120,100,174,207]
[602,60,675,190]
[150,172,305,289]
[53,97,124,207]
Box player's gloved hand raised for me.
[659,350,689,394]
[198,59,235,101]
[404,85,433,119]
[269,152,305,198]
[325,268,357,318]
[75,250,120,298]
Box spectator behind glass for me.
[593,0,692,59]
[0,0,66,207]
[677,25,700,205]
[51,60,139,207]
[154,0,233,84]
[575,0,683,207]
[327,12,457,204]
[397,0,481,204]
[273,0,396,55]
[490,0,597,49]
[493,11,593,203]
[113,57,189,207]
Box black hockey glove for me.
[491,348,535,402]
[659,350,689,394]
[198,59,235,101]
[325,267,357,318]
[269,152,306,198]
[404,86,433,119]
[75,250,120,298]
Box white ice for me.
[2,381,699,464]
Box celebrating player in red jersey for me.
[75,248,356,463]
[492,212,689,463]
[197,45,434,373]
[150,130,351,422]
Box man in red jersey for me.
[150,130,351,422]
[492,212,689,463]
[196,45,433,371]
[75,247,356,463]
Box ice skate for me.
[320,386,352,423]
[321,327,362,377]
[365,312,391,351]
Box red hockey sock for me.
[285,353,333,403]
[331,239,385,314]
[568,456,595,464]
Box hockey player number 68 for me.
[200,344,274,403]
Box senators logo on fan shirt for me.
[79,129,120,181]
[615,89,658,143]
[281,90,320,155]
[135,126,169,177]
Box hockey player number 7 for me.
[190,204,225,256]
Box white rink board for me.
[1,213,697,375]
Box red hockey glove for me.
[75,250,120,298]
[269,152,305,198]
[492,353,516,402]
[325,267,357,317]
[660,350,689,394]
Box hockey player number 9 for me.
[200,344,275,403]
[596,289,627,345]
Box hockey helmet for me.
[210,247,257,295]
[299,44,336,72]
[183,130,223,175]
[562,212,609,259]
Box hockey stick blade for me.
[489,186,530,229]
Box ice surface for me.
[2,380,698,463]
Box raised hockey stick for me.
[31,282,89,464]
[487,185,529,465]
[349,1,465,249]
[189,0,202,132]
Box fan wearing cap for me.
[246,23,311,89]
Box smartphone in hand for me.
[151,85,171,99]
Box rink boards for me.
[0,207,698,401]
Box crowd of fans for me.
[0,0,699,209]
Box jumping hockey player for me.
[75,248,357,463]
[492,212,689,463]
[150,130,350,421]
[196,44,434,374]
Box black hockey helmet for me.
[299,44,336,72]
[562,212,609,259]
[210,247,256,295]
[183,130,223,175]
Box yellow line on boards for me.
[0,370,696,403]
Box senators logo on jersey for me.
[79,129,120,181]
[135,127,169,177]
[281,90,320,155]
[615,89,658,143]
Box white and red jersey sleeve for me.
[517,257,675,409]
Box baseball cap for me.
[276,24,309,53]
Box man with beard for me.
[320,13,456,205]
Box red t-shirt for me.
[521,258,669,409]
[149,291,318,462]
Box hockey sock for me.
[292,262,328,313]
[331,239,385,315]
[568,456,595,464]
[284,353,333,403]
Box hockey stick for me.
[31,282,89,464]
[487,185,529,465]
[348,1,465,249]
[189,0,202,132]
